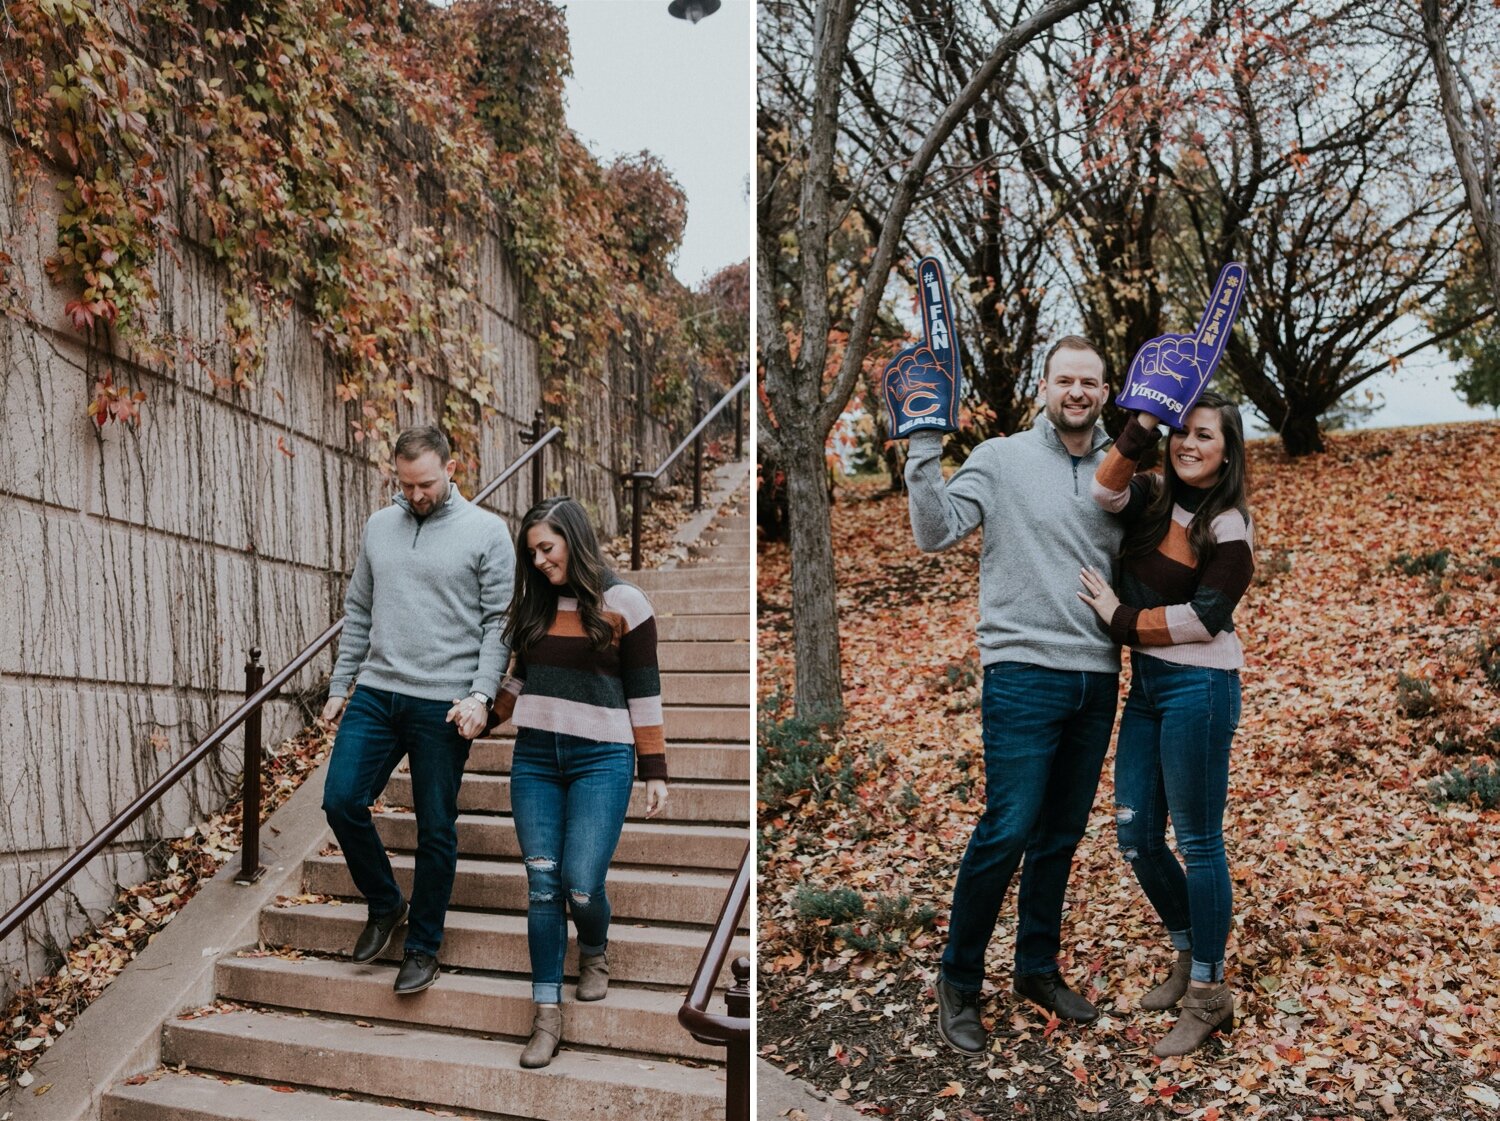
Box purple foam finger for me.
[1116,262,1247,427]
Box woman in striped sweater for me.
[1077,393,1254,1057]
[490,497,669,1069]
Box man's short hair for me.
[394,425,451,463]
[1042,335,1106,379]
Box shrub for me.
[1428,763,1500,810]
[793,885,865,924]
[758,709,857,807]
[1395,673,1436,718]
[832,892,940,954]
[1391,549,1451,577]
[1256,547,1293,583]
[1477,629,1500,693]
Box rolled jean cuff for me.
[1168,928,1193,952]
[533,981,563,1004]
[1191,958,1224,984]
[578,938,607,957]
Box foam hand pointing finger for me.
[881,257,963,438]
[1116,263,1247,427]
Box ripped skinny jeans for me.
[510,728,635,1003]
[1113,651,1241,984]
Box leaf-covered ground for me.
[757,423,1500,1121]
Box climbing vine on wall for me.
[0,0,698,467]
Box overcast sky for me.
[561,0,752,288]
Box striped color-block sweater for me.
[1091,420,1255,670]
[492,579,666,781]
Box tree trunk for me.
[1421,0,1500,309]
[784,433,844,724]
[1279,410,1325,457]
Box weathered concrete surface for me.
[3,759,331,1121]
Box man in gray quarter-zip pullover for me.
[905,336,1123,1054]
[319,425,515,996]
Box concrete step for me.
[468,739,749,781]
[159,1009,724,1120]
[628,565,748,592]
[260,903,747,988]
[103,1070,454,1121]
[657,614,748,642]
[374,813,748,870]
[302,854,749,929]
[214,955,721,1061]
[658,641,750,672]
[382,773,748,823]
[643,588,749,616]
[692,540,750,557]
[659,671,749,707]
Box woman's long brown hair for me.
[1123,392,1251,567]
[503,497,617,654]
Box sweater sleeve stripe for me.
[1165,602,1213,644]
[1132,606,1175,646]
[1093,446,1137,504]
[628,695,663,725]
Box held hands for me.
[880,257,962,439]
[1116,262,1246,427]
[1077,565,1120,624]
[445,695,489,740]
[644,780,669,820]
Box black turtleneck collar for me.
[1170,475,1213,513]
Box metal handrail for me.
[623,368,750,569]
[0,417,562,943]
[678,843,751,1121]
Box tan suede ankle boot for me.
[1139,950,1193,1011]
[520,1003,563,1068]
[1152,983,1234,1057]
[576,952,609,1001]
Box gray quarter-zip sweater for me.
[329,486,514,703]
[905,416,1121,673]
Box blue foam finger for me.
[882,256,963,438]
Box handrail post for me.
[734,384,744,460]
[518,409,547,508]
[692,392,704,512]
[725,957,751,1121]
[630,457,645,572]
[235,648,266,885]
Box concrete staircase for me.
[98,508,751,1121]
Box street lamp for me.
[668,0,720,23]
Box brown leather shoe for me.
[1152,983,1234,1057]
[1140,950,1192,1011]
[519,1004,563,1068]
[576,952,609,1001]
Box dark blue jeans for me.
[940,663,1117,992]
[1113,652,1241,983]
[322,686,471,957]
[510,728,635,1004]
